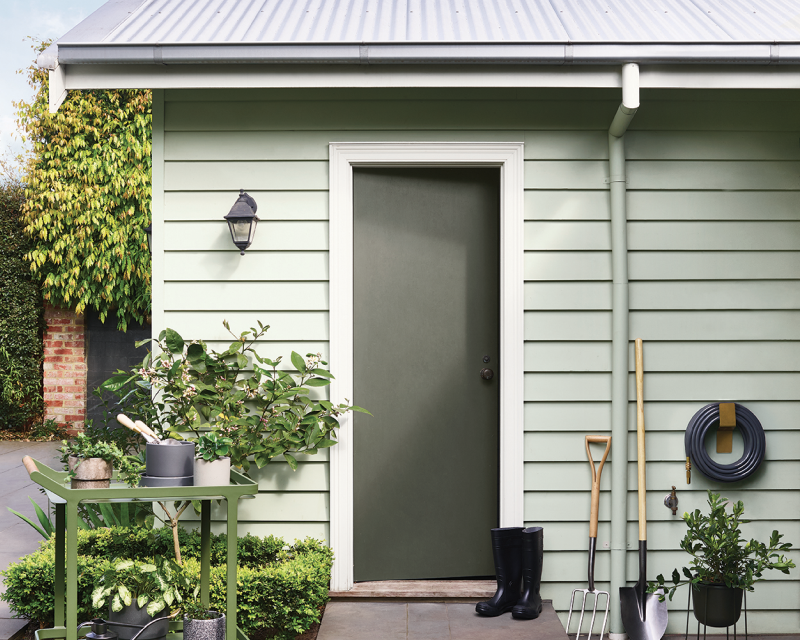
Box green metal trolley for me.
[20,456,258,640]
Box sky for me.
[0,0,106,171]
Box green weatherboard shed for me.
[42,0,800,634]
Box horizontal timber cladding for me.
[160,87,800,631]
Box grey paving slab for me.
[318,603,408,640]
[0,442,62,640]
[318,602,567,640]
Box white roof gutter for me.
[39,41,800,70]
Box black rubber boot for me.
[512,526,544,620]
[475,527,524,617]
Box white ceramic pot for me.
[194,457,231,487]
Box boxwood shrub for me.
[1,527,332,640]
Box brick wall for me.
[43,305,86,433]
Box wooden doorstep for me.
[330,580,556,604]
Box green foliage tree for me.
[16,44,152,330]
[0,173,45,429]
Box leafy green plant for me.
[59,432,144,487]
[182,588,220,620]
[15,41,151,330]
[92,557,188,616]
[9,496,154,539]
[194,432,232,462]
[648,490,795,600]
[101,320,370,473]
[0,175,45,431]
[7,497,54,538]
[1,527,332,638]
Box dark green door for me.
[353,167,500,581]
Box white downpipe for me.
[608,62,639,640]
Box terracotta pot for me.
[183,611,225,640]
[194,457,231,487]
[692,583,743,628]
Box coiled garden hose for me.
[685,403,766,483]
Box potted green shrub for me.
[60,433,144,488]
[92,557,188,640]
[648,490,795,627]
[182,590,225,640]
[192,432,233,487]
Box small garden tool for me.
[620,339,669,640]
[566,434,611,640]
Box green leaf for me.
[316,439,338,448]
[118,585,132,606]
[139,563,156,572]
[165,328,185,354]
[236,353,248,369]
[115,559,135,571]
[305,378,331,387]
[7,507,48,539]
[284,453,298,471]
[147,598,166,616]
[351,405,372,415]
[290,351,307,374]
[111,593,122,613]
[187,343,205,362]
[137,594,148,609]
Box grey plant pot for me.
[108,602,170,640]
[183,612,225,640]
[145,441,196,479]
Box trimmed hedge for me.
[0,178,45,430]
[1,527,332,640]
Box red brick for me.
[46,400,64,408]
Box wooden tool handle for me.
[135,420,159,440]
[635,338,647,541]
[22,456,38,476]
[117,414,138,431]
[585,435,612,538]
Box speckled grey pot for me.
[68,456,113,480]
[183,611,225,640]
[68,456,112,488]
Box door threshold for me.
[330,580,504,602]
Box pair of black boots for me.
[475,526,543,619]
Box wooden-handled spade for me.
[566,434,612,640]
[116,414,160,444]
[620,339,668,640]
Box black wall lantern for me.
[225,190,259,255]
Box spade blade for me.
[620,586,669,640]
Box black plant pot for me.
[108,602,170,640]
[692,583,743,628]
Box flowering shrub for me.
[101,320,369,471]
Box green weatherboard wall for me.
[163,87,800,633]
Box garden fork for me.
[566,435,612,640]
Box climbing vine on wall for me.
[0,176,45,430]
[16,45,152,330]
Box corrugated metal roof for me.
[37,0,800,69]
[75,0,800,45]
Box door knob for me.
[480,368,494,380]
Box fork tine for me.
[575,590,588,640]
[566,589,578,633]
[597,591,610,639]
[587,591,599,640]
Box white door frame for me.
[328,142,525,592]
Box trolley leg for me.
[226,498,238,640]
[200,501,211,608]
[54,503,65,629]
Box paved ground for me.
[317,602,568,640]
[0,441,62,640]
